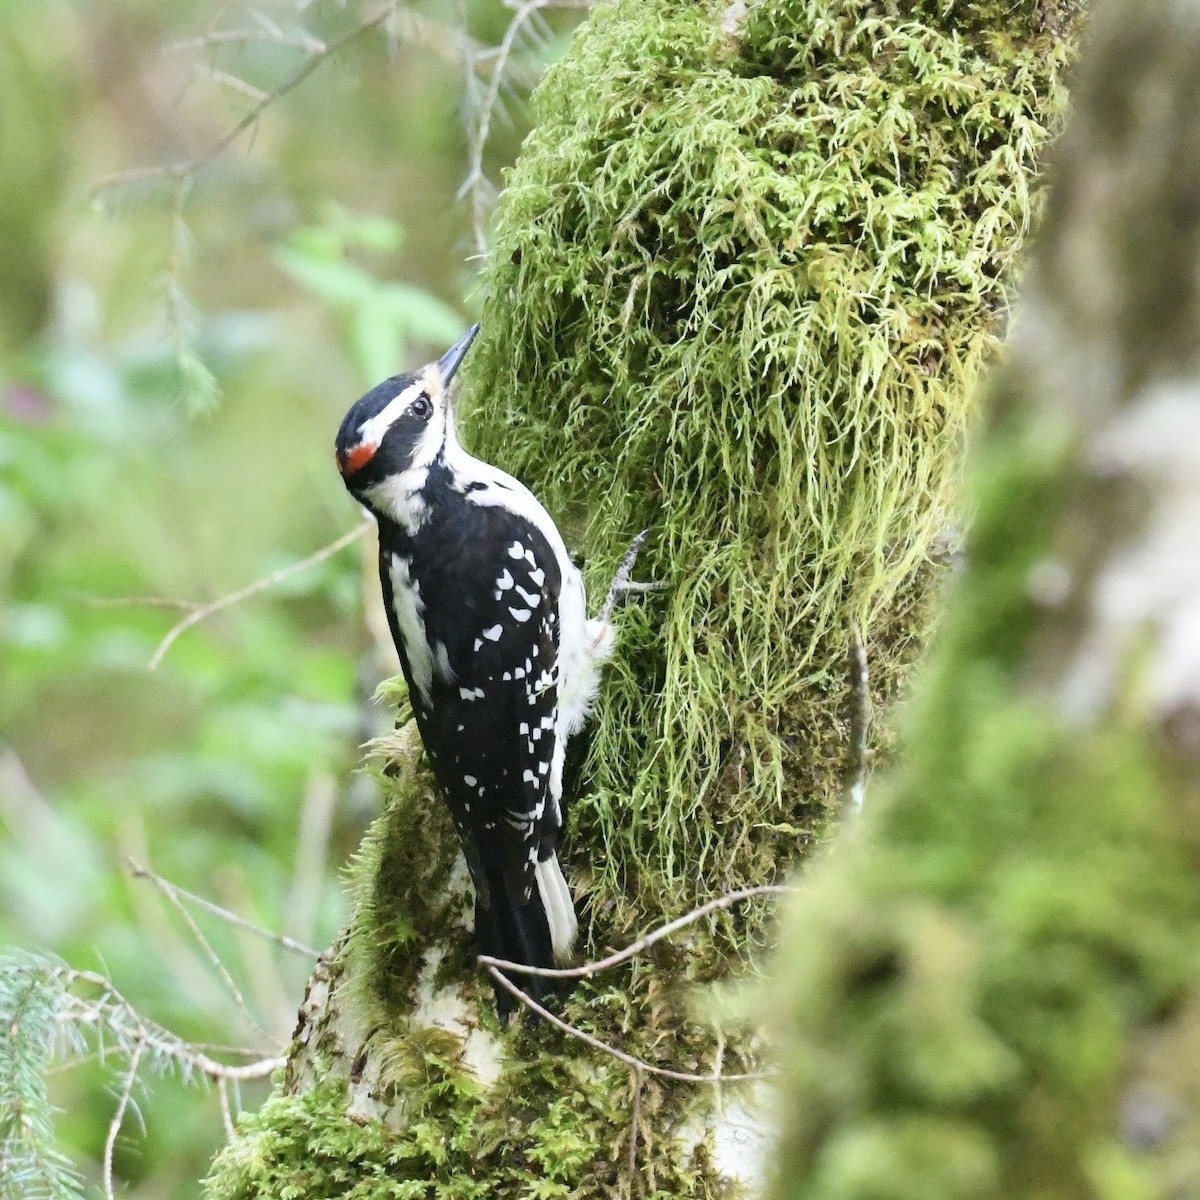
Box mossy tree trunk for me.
[204,2,1074,1197]
[767,2,1200,1197]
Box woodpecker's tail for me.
[475,853,577,1020]
[535,853,578,964]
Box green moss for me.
[205,1078,488,1200]
[208,1054,722,1199]
[463,0,1071,933]
[343,736,466,1026]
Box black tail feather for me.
[474,871,559,1021]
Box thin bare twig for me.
[127,857,319,959]
[166,29,327,54]
[197,63,271,103]
[485,967,767,1084]
[86,596,198,612]
[217,1077,236,1141]
[462,0,546,255]
[92,4,400,197]
[103,1038,144,1200]
[47,1040,276,1075]
[460,0,594,252]
[479,884,795,980]
[146,519,371,670]
[126,859,272,1043]
[65,968,284,1083]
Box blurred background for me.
[0,0,579,1193]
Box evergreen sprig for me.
[1,949,283,1200]
[0,951,85,1200]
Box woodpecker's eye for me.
[411,395,432,420]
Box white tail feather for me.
[535,854,577,964]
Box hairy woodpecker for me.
[335,326,613,1016]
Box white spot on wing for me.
[482,624,503,641]
[509,607,532,622]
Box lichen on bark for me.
[204,1,1074,1196]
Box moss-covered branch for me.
[767,2,1200,1196]
[205,1,1075,1195]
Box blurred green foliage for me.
[0,0,570,1194]
[275,205,464,384]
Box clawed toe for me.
[598,530,662,622]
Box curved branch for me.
[145,519,370,670]
[478,883,795,979]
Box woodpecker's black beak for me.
[437,324,480,391]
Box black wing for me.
[381,504,565,906]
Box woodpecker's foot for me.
[597,530,664,623]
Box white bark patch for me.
[677,1082,776,1195]
[720,0,748,37]
[409,945,503,1088]
[1059,381,1200,723]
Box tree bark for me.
[203,2,1075,1196]
[767,2,1200,1196]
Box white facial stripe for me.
[358,382,423,447]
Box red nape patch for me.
[338,442,377,475]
